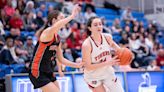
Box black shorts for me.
[29,72,57,89]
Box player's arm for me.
[56,59,64,77]
[40,4,80,42]
[82,39,119,71]
[104,34,121,51]
[56,43,83,68]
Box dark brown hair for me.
[47,10,60,25]
[36,10,60,38]
[86,16,99,36]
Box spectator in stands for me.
[121,7,135,25]
[0,20,5,36]
[47,5,54,14]
[58,24,72,42]
[129,33,141,68]
[23,36,34,62]
[83,0,96,12]
[123,25,131,37]
[24,1,36,14]
[11,0,17,9]
[0,0,7,9]
[0,31,5,51]
[84,7,96,21]
[23,12,37,32]
[33,11,45,30]
[0,36,17,65]
[7,28,26,41]
[23,36,34,71]
[0,10,9,30]
[53,0,64,11]
[4,1,16,17]
[111,18,122,33]
[119,32,129,48]
[156,49,164,67]
[36,4,47,18]
[145,33,154,50]
[9,12,24,30]
[14,37,28,64]
[16,0,26,15]
[147,59,160,71]
[66,22,82,60]
[103,0,120,15]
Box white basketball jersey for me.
[84,33,115,80]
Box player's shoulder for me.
[82,37,91,49]
[102,33,113,40]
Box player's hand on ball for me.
[107,56,120,66]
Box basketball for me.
[116,48,133,65]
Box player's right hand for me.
[106,56,120,66]
[71,4,81,18]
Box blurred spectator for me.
[62,42,74,62]
[83,0,95,12]
[54,0,64,11]
[0,36,17,65]
[0,20,5,35]
[0,10,9,30]
[0,0,7,9]
[7,28,25,41]
[47,5,54,14]
[0,33,5,51]
[84,7,96,21]
[9,12,24,30]
[103,0,120,15]
[121,7,135,25]
[4,1,16,17]
[156,49,164,67]
[129,33,141,68]
[24,1,36,14]
[119,32,129,48]
[23,36,34,70]
[36,4,47,18]
[33,11,45,30]
[123,25,131,36]
[23,12,37,32]
[23,36,34,62]
[111,18,122,33]
[11,0,17,9]
[16,0,26,15]
[58,24,72,42]
[66,22,82,60]
[14,37,28,64]
[147,60,160,71]
[145,33,154,49]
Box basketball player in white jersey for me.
[82,17,124,92]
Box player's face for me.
[90,18,103,33]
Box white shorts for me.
[84,74,124,92]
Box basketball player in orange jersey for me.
[29,5,83,92]
[82,17,124,92]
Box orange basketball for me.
[115,48,133,65]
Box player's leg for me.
[86,79,106,92]
[90,84,106,92]
[40,82,60,92]
[103,77,124,92]
[53,80,60,89]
